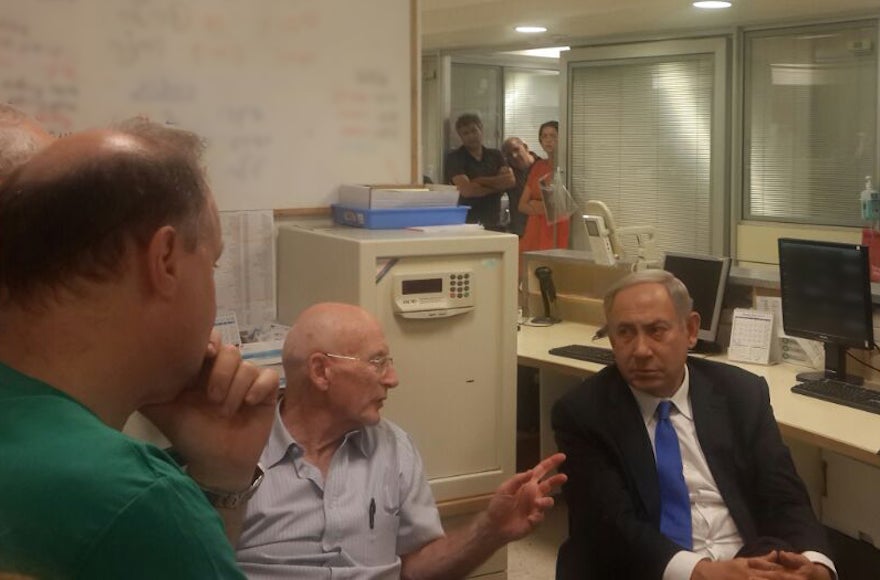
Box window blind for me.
[449,63,502,149]
[744,22,878,227]
[503,68,560,154]
[569,55,714,254]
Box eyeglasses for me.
[323,352,395,373]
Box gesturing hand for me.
[485,452,567,542]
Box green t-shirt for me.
[0,362,245,579]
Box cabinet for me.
[277,220,519,578]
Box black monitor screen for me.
[778,239,873,350]
[662,252,731,343]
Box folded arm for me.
[452,166,514,199]
[518,181,546,216]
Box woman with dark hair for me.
[518,121,570,252]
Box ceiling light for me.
[515,26,547,34]
[507,46,570,59]
[693,1,731,8]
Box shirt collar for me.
[342,427,370,457]
[261,400,299,469]
[261,399,374,469]
[628,364,693,423]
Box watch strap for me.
[200,465,264,509]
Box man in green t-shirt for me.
[0,119,279,578]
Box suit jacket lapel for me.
[689,361,756,541]
[606,370,662,524]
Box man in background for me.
[553,270,833,580]
[501,136,540,237]
[0,119,279,578]
[237,302,566,579]
[444,113,515,229]
[0,104,54,181]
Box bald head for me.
[283,303,381,385]
[0,119,209,307]
[502,137,524,153]
[14,129,143,184]
[0,104,54,181]
[281,302,397,430]
[502,136,533,172]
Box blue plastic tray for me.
[332,204,468,229]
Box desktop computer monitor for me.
[778,238,874,383]
[662,252,731,351]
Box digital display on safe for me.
[402,278,443,295]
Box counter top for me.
[519,321,880,466]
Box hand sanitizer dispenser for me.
[860,176,880,224]
[859,176,880,281]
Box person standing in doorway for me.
[502,136,540,237]
[444,113,515,230]
[518,121,570,252]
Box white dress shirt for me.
[628,366,836,580]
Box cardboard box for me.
[338,183,459,209]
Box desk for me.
[518,321,880,469]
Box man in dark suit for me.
[552,269,835,580]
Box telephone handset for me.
[532,266,560,325]
[583,214,616,266]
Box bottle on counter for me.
[859,175,880,281]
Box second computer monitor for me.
[662,252,731,345]
[778,238,874,383]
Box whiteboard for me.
[0,0,416,211]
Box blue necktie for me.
[655,400,692,549]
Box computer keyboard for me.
[791,378,880,415]
[548,344,616,366]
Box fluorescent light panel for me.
[510,46,570,59]
[693,1,731,8]
[515,25,547,33]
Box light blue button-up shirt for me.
[236,403,444,580]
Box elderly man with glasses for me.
[236,302,565,579]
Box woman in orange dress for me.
[518,121,570,252]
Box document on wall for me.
[214,210,275,343]
[241,337,287,387]
[213,310,242,347]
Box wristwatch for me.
[200,465,264,509]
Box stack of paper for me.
[406,224,485,233]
